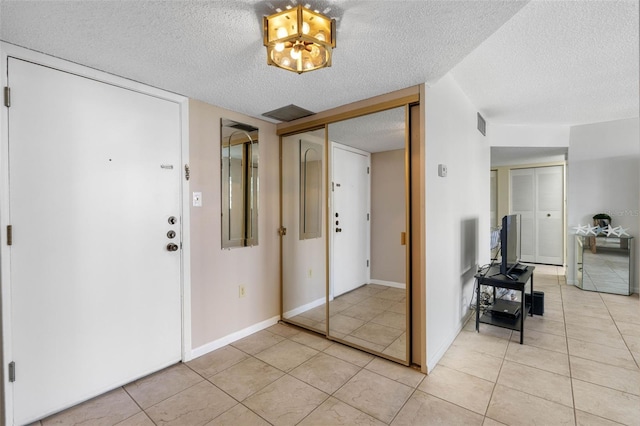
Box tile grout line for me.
[120,385,158,426]
[600,294,640,371]
[294,344,374,424]
[559,274,578,426]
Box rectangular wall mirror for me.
[221,118,259,248]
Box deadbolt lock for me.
[167,230,176,239]
[166,243,179,252]
[168,216,177,225]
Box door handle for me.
[401,232,406,246]
[335,228,342,233]
[166,243,179,252]
[547,213,551,217]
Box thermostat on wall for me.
[438,164,447,177]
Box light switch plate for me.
[193,191,202,207]
[438,164,447,177]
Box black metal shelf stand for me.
[474,265,535,344]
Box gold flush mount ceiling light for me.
[263,5,336,74]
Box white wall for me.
[425,74,490,371]
[567,118,640,293]
[489,123,570,147]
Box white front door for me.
[331,143,370,297]
[6,58,182,424]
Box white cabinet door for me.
[510,166,564,265]
[7,58,182,424]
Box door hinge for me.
[184,164,190,181]
[278,226,287,236]
[331,182,334,192]
[8,361,15,382]
[7,225,12,246]
[366,259,370,267]
[3,87,10,108]
[367,213,370,221]
[367,167,370,174]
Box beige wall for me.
[189,99,280,350]
[371,149,406,284]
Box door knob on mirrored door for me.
[166,243,179,252]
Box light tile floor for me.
[33,265,639,425]
[289,284,407,359]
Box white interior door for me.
[535,166,564,264]
[7,58,182,424]
[510,166,564,265]
[510,168,535,262]
[331,143,370,297]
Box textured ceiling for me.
[0,0,526,122]
[0,1,637,129]
[329,106,406,153]
[452,0,639,126]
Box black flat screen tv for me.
[500,214,521,276]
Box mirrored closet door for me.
[280,104,412,365]
[281,128,327,335]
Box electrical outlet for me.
[239,285,246,298]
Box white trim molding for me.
[369,279,405,289]
[190,316,280,359]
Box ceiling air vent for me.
[477,112,486,136]
[262,104,315,122]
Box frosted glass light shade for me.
[263,5,336,74]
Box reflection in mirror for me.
[221,119,259,248]
[576,235,633,295]
[282,129,327,334]
[300,140,323,239]
[327,106,408,362]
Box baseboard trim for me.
[370,279,405,289]
[190,315,280,359]
[283,297,325,318]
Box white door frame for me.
[0,42,192,424]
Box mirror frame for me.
[221,118,259,249]
[277,86,423,367]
